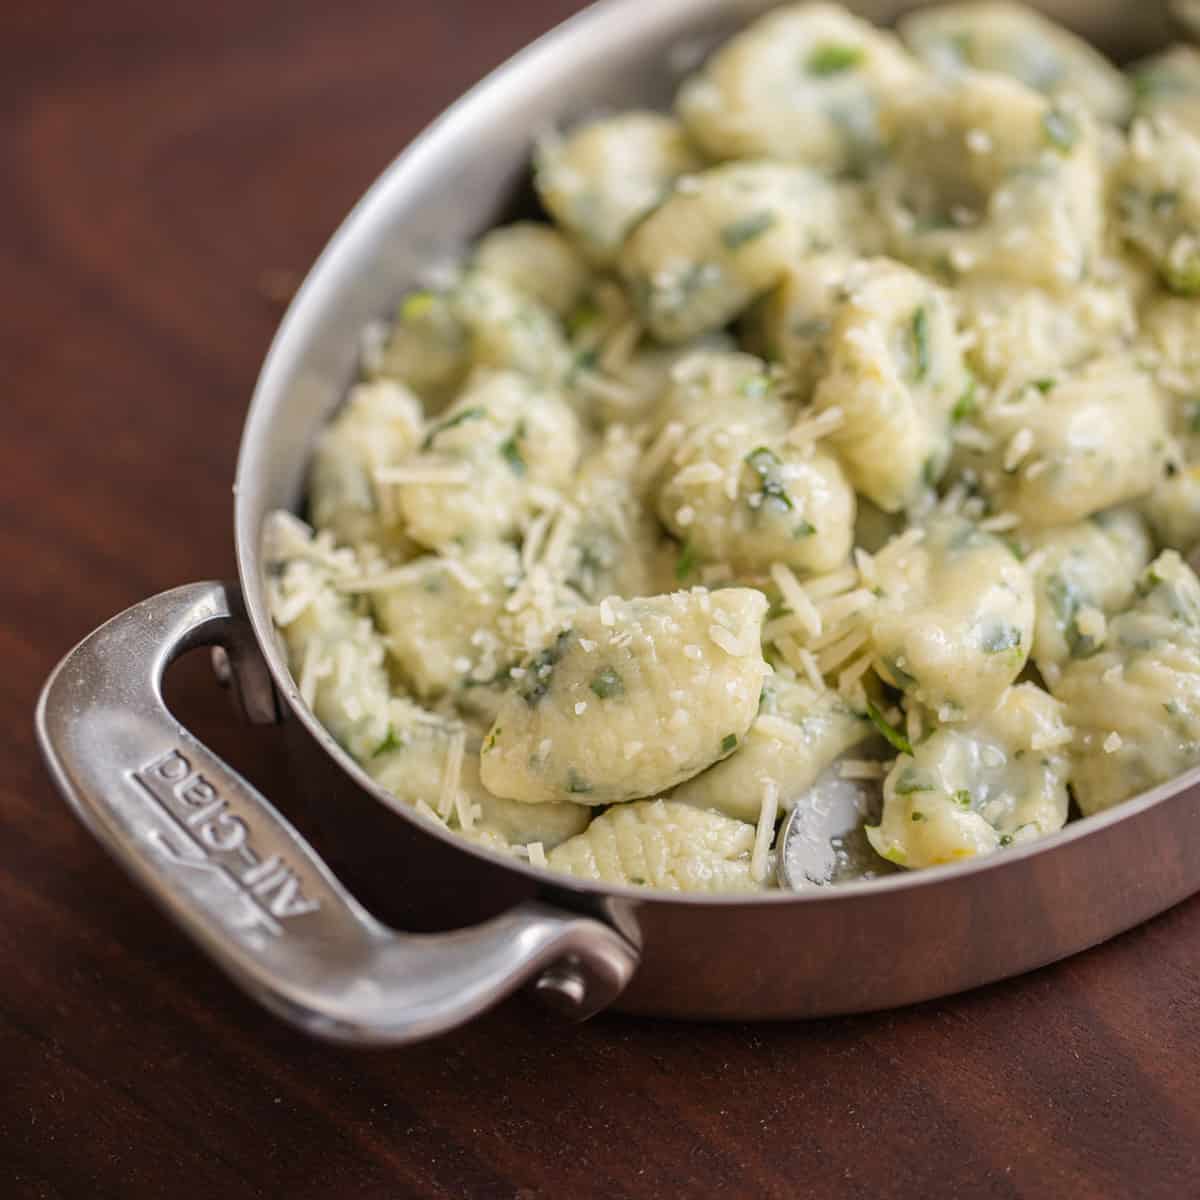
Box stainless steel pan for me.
[36,0,1200,1046]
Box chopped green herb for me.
[999,833,1014,847]
[951,375,977,423]
[1042,107,1078,153]
[1166,239,1200,296]
[721,733,739,754]
[895,766,934,795]
[745,446,794,511]
[1004,537,1027,563]
[675,540,698,582]
[807,43,864,76]
[590,666,624,700]
[499,422,527,476]
[422,405,485,449]
[910,306,930,381]
[401,290,436,321]
[721,211,777,250]
[953,789,972,809]
[565,297,600,338]
[910,810,927,823]
[865,698,914,757]
[565,768,593,795]
[793,519,816,538]
[372,727,402,758]
[981,623,1021,654]
[1032,377,1056,394]
[628,875,647,886]
[518,630,572,705]
[739,373,770,398]
[1152,190,1180,215]
[873,839,908,866]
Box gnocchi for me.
[267,4,1200,894]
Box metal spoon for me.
[776,737,899,889]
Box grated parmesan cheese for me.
[750,780,779,883]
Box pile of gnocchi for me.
[267,2,1200,893]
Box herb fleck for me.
[675,540,698,582]
[807,43,864,76]
[745,446,794,511]
[981,623,1021,654]
[565,768,593,795]
[518,630,572,704]
[953,789,972,809]
[422,405,485,450]
[910,810,927,823]
[590,666,624,700]
[499,421,527,476]
[721,210,777,250]
[865,698,914,757]
[1042,107,1078,153]
[895,766,934,795]
[910,306,930,381]
[401,291,436,321]
[372,727,402,758]
[721,733,739,754]
[951,375,977,423]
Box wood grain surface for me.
[4,2,1200,1196]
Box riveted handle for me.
[35,582,637,1045]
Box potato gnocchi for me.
[268,3,1200,894]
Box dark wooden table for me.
[5,2,1200,1196]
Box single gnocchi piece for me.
[391,370,581,551]
[564,427,677,601]
[898,2,1132,123]
[671,676,871,823]
[266,529,391,762]
[964,358,1169,528]
[1025,509,1153,682]
[653,352,856,574]
[366,289,471,408]
[812,259,970,512]
[1143,468,1200,558]
[479,589,770,806]
[1129,45,1200,141]
[1115,116,1200,296]
[676,2,921,172]
[955,277,1137,388]
[875,72,1105,290]
[472,222,592,317]
[535,112,704,265]
[741,253,855,391]
[869,516,1035,721]
[368,543,521,701]
[619,161,843,342]
[571,332,738,429]
[1052,551,1200,815]
[371,274,572,406]
[307,379,424,554]
[866,683,1071,870]
[546,799,762,892]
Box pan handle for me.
[35,582,638,1046]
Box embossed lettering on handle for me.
[36,582,638,1045]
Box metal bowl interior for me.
[230,0,1200,1017]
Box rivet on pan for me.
[211,646,233,688]
[533,961,588,1016]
